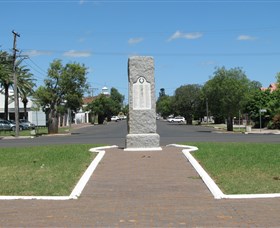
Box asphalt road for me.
[0,120,279,148]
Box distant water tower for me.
[101,86,109,95]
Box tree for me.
[121,104,129,117]
[34,60,88,134]
[276,72,280,84]
[110,87,124,116]
[0,51,35,120]
[173,84,203,124]
[203,67,250,131]
[158,88,166,98]
[269,72,280,129]
[156,95,173,119]
[244,89,276,127]
[244,73,280,129]
[16,65,36,119]
[88,95,113,124]
[88,88,125,124]
[249,80,262,91]
[0,51,13,120]
[62,62,89,112]
[156,88,172,118]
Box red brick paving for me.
[0,146,279,227]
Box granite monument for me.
[125,56,161,151]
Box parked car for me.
[167,116,186,123]
[19,119,35,129]
[8,120,27,130]
[0,119,24,131]
[0,119,11,131]
[111,116,121,122]
[118,115,127,120]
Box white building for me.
[74,86,110,124]
[0,89,46,126]
[101,86,109,95]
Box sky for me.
[1,0,280,103]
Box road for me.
[0,120,279,148]
[157,120,280,144]
[0,120,280,147]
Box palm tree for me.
[17,65,36,119]
[0,51,13,120]
[1,51,36,120]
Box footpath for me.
[246,128,280,134]
[0,146,279,227]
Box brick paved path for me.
[0,146,279,227]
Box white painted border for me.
[168,144,280,200]
[0,145,118,200]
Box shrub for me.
[272,114,280,129]
[267,120,275,129]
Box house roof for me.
[260,83,278,92]
[269,83,278,91]
[82,93,110,105]
[83,96,97,105]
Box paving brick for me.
[0,146,279,226]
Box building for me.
[74,96,95,124]
[261,83,278,92]
[74,86,111,124]
[0,89,46,126]
[101,86,109,95]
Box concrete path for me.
[0,146,279,227]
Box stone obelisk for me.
[125,56,161,151]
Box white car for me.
[167,116,185,123]
[118,115,127,120]
[111,116,120,122]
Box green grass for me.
[0,127,71,137]
[0,144,103,196]
[35,127,71,135]
[183,142,280,194]
[0,129,30,137]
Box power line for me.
[1,0,280,2]
[26,58,48,75]
[19,49,280,57]
[0,24,277,39]
[22,60,46,81]
[93,51,280,57]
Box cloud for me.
[237,35,257,41]
[22,50,52,57]
[79,0,85,4]
[128,37,144,45]
[201,61,216,66]
[168,31,203,42]
[63,50,92,57]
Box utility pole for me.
[259,109,267,132]
[89,87,98,97]
[238,110,241,132]
[12,30,20,137]
[206,98,209,126]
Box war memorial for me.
[125,56,161,151]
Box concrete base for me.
[125,133,161,151]
[124,147,162,151]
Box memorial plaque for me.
[133,76,151,110]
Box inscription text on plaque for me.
[133,76,151,110]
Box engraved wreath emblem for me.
[138,77,145,84]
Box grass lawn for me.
[0,144,103,196]
[184,142,280,194]
[0,127,71,137]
